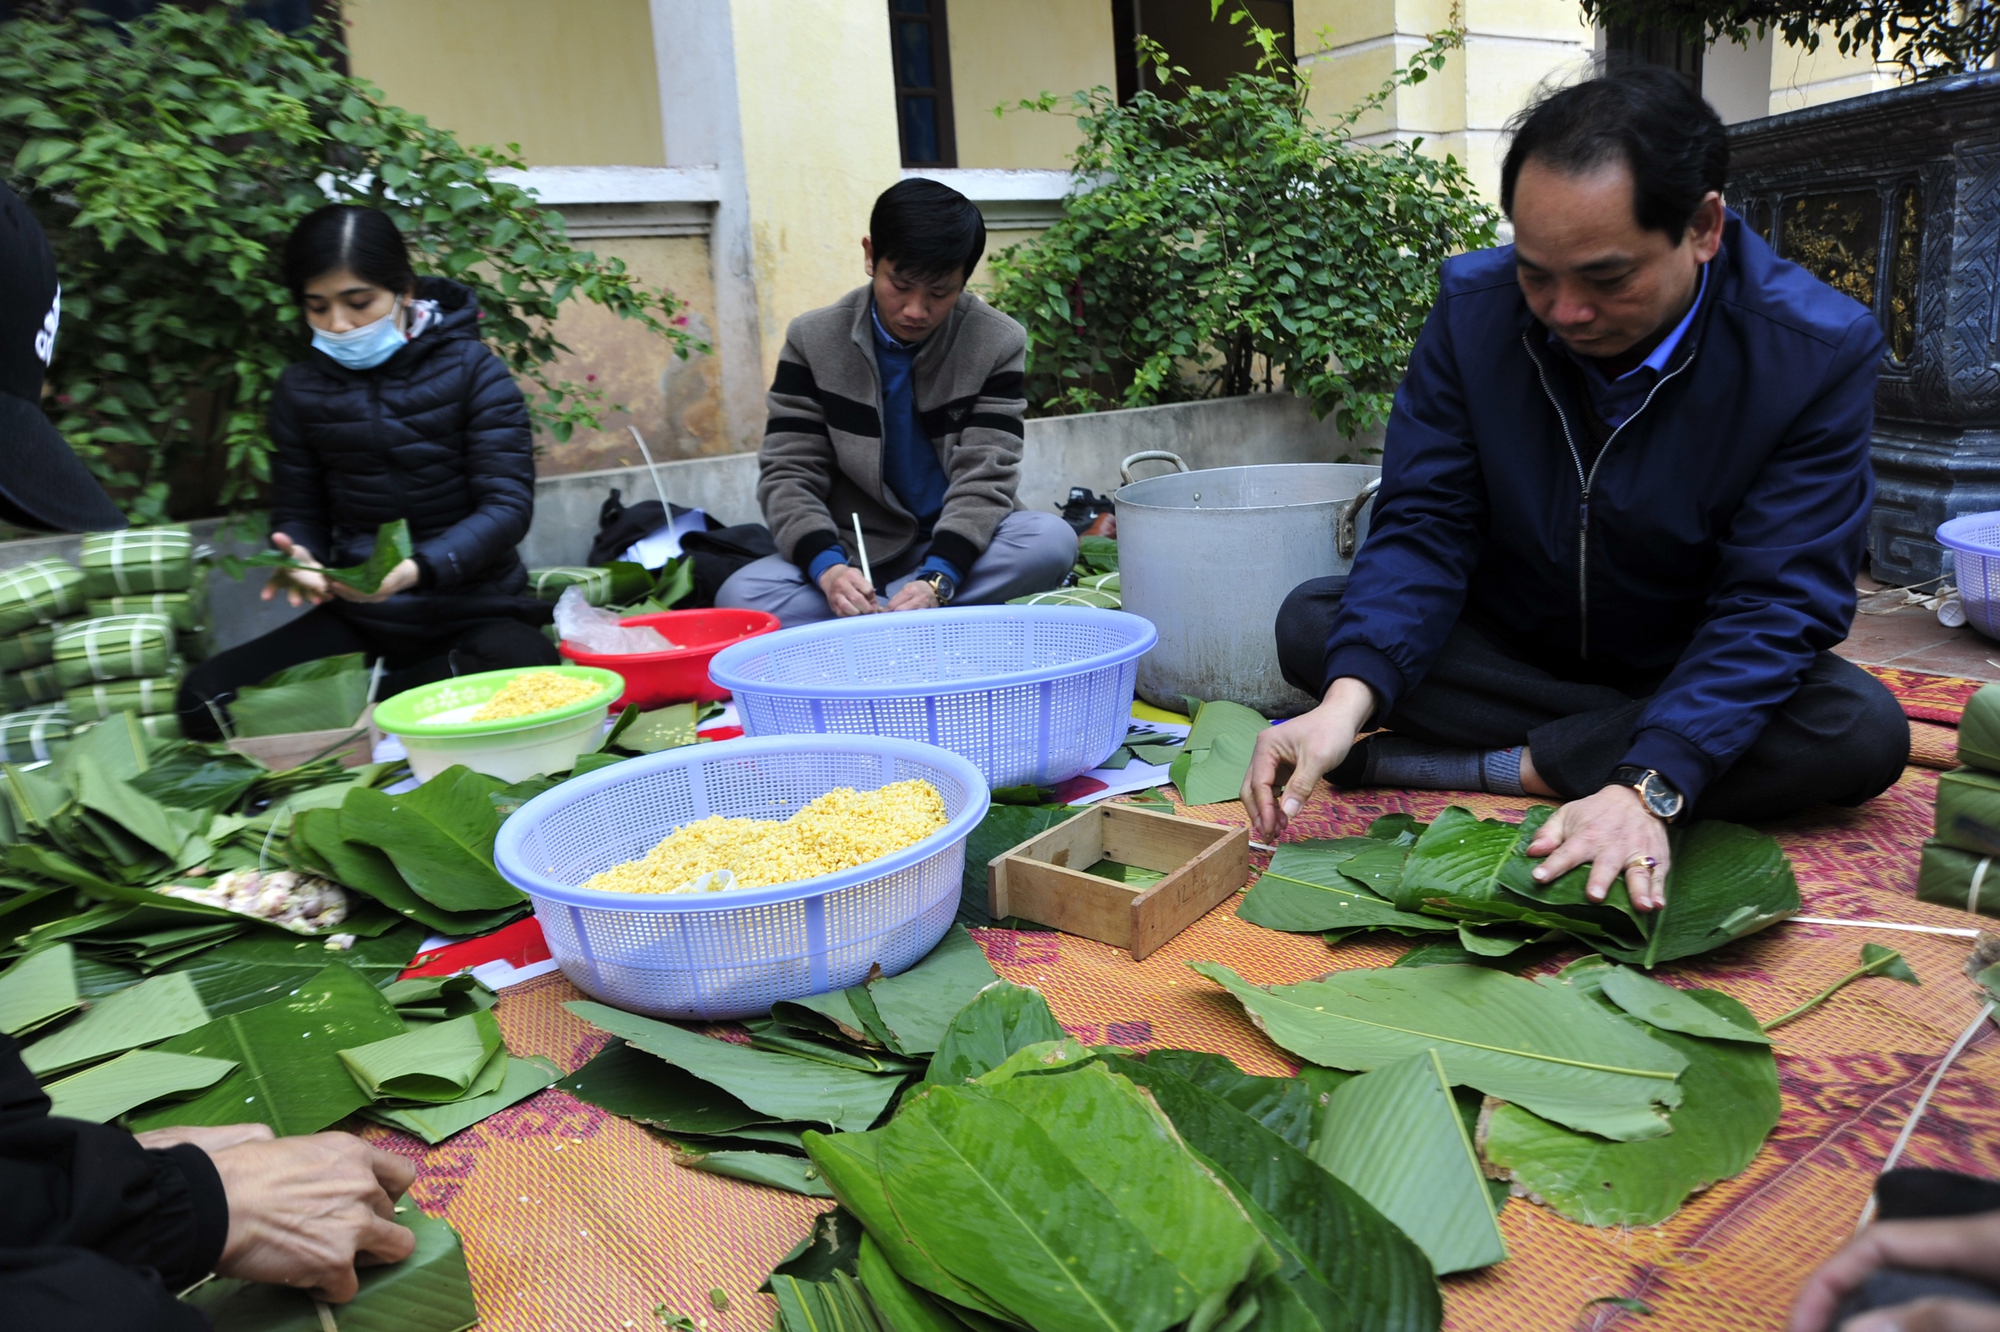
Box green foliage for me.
[1580,0,1997,81]
[985,7,1496,436]
[0,6,704,522]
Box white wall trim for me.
[487,164,721,205]
[902,167,1079,231]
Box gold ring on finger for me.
[1624,855,1659,873]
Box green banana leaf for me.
[617,702,707,754]
[44,1048,238,1123]
[162,924,425,1016]
[679,1147,835,1197]
[1140,1049,1345,1152]
[23,970,211,1075]
[770,989,881,1047]
[1335,840,1415,897]
[1597,966,1773,1044]
[862,926,999,1057]
[800,1127,1017,1322]
[228,653,371,737]
[1076,535,1118,574]
[380,975,496,1023]
[130,962,408,1135]
[555,1042,784,1134]
[973,1036,1097,1084]
[1169,699,1268,807]
[1603,820,1800,966]
[1394,807,1539,910]
[766,1209,867,1288]
[183,1208,478,1332]
[294,808,522,936]
[856,1232,970,1332]
[1102,1052,1439,1332]
[566,1001,902,1133]
[338,1010,503,1103]
[1192,961,1686,1142]
[1239,840,1458,936]
[0,942,78,1035]
[960,803,1078,926]
[129,747,266,814]
[240,520,414,596]
[768,1271,888,1332]
[1481,989,1780,1227]
[877,1065,1270,1331]
[1312,1051,1506,1274]
[924,981,1066,1085]
[366,1055,561,1145]
[340,769,524,913]
[750,1030,923,1074]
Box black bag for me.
[587,488,718,567]
[680,525,778,607]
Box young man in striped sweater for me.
[717,179,1077,625]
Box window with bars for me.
[889,0,956,167]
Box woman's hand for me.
[261,533,330,607]
[329,558,418,604]
[1524,784,1672,911]
[1242,678,1375,843]
[1789,1213,2000,1332]
[818,564,880,617]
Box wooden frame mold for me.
[988,804,1249,960]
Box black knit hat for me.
[0,182,125,533]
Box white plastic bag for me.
[553,586,676,654]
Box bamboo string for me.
[1858,1001,1997,1230]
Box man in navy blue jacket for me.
[1246,67,1907,911]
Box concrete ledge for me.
[0,394,1374,655]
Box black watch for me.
[1610,765,1685,822]
[920,571,956,605]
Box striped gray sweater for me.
[757,283,1029,575]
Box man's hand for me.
[1525,784,1672,911]
[818,563,879,617]
[885,579,939,613]
[207,1131,417,1303]
[261,533,330,608]
[330,557,419,605]
[134,1123,274,1154]
[1242,678,1375,843]
[1790,1213,2000,1332]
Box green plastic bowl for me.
[373,666,625,781]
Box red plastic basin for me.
[558,608,780,711]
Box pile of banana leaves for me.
[1237,806,1803,967]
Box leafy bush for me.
[986,15,1496,438]
[1584,0,1993,80]
[0,6,703,523]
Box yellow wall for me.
[342,0,665,166]
[1769,28,1904,114]
[730,0,906,379]
[950,1,1118,169]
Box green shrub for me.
[986,14,1496,439]
[0,5,703,523]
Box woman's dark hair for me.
[1500,66,1728,239]
[282,204,417,298]
[868,178,986,285]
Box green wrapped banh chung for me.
[52,614,175,688]
[0,623,55,673]
[527,566,614,606]
[0,559,86,636]
[1958,684,2000,774]
[65,671,182,722]
[1936,767,2000,858]
[79,526,196,597]
[7,663,65,707]
[1918,840,2000,917]
[0,704,71,763]
[131,712,181,742]
[87,586,207,633]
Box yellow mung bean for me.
[468,672,600,722]
[584,779,948,894]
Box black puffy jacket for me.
[268,277,533,595]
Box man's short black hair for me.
[1501,65,1728,239]
[869,178,986,285]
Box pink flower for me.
[586,374,596,382]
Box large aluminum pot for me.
[1115,452,1380,717]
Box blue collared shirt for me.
[1554,264,1708,430]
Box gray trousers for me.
[715,510,1079,628]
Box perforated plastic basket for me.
[1939,513,2000,638]
[492,734,989,1020]
[706,606,1158,789]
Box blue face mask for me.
[311,300,407,370]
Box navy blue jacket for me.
[1324,214,1883,806]
[269,277,534,595]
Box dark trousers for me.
[1275,577,1908,822]
[1833,1169,2000,1322]
[177,603,559,742]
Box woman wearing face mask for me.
[177,204,558,740]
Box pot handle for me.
[1336,477,1381,559]
[1120,451,1190,484]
